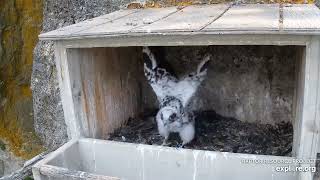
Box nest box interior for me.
[34,3,320,180]
[65,45,303,156]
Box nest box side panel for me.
[292,37,320,180]
[66,47,142,139]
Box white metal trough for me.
[33,3,320,180]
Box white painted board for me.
[39,9,137,39]
[203,4,280,31]
[39,4,320,40]
[77,7,179,36]
[133,4,230,33]
[283,4,320,32]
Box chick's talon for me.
[161,142,171,146]
[161,139,170,146]
[176,144,183,149]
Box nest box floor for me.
[107,110,293,156]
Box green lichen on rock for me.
[24,176,34,180]
[0,0,44,159]
[0,140,5,151]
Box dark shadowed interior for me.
[67,45,304,156]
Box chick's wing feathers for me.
[143,46,157,70]
[197,55,211,74]
[173,55,211,106]
[143,47,178,101]
[143,46,211,106]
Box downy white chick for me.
[143,46,210,147]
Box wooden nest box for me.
[33,3,320,180]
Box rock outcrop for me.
[31,0,135,150]
[0,0,44,176]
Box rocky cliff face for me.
[31,0,135,151]
[0,0,44,176]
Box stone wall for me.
[0,0,44,176]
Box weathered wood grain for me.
[294,37,320,180]
[39,165,120,180]
[39,4,320,40]
[133,4,230,33]
[283,4,320,32]
[67,47,142,138]
[54,42,83,139]
[66,48,91,138]
[39,9,137,39]
[78,7,179,36]
[292,46,305,158]
[204,4,280,31]
[59,34,310,48]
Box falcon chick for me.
[143,46,210,147]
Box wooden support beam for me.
[293,36,320,180]
[54,42,85,139]
[39,165,119,180]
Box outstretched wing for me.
[173,55,211,106]
[143,46,178,101]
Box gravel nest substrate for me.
[107,110,293,156]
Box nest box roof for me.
[39,4,320,40]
